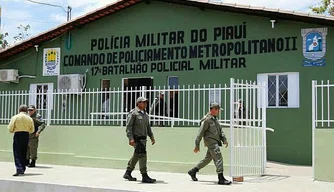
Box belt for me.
[134,135,147,141]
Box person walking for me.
[123,96,156,183]
[187,102,232,185]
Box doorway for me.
[29,83,54,122]
[123,77,153,113]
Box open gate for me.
[229,78,267,177]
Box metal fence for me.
[312,80,334,179]
[1,84,234,127]
[0,78,271,178]
[312,80,334,128]
[0,79,269,129]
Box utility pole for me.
[66,6,72,22]
[26,0,72,22]
[26,0,73,49]
[0,6,3,46]
[0,5,2,29]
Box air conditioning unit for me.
[58,74,85,92]
[0,69,19,82]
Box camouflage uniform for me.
[188,102,231,185]
[194,113,227,173]
[123,97,156,183]
[126,107,154,173]
[27,106,46,167]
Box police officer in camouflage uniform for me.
[123,97,156,183]
[26,105,46,168]
[188,102,232,185]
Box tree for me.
[13,24,31,43]
[0,24,31,50]
[310,0,334,16]
[0,32,9,49]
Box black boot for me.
[26,159,30,167]
[28,160,36,168]
[142,173,156,183]
[188,167,199,181]
[123,170,137,181]
[218,173,232,185]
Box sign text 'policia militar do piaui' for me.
[63,22,298,76]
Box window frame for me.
[267,74,288,107]
[257,72,299,109]
[100,79,110,91]
[29,83,54,110]
[167,76,179,89]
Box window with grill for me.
[257,73,299,108]
[29,83,54,110]
[268,75,288,107]
[36,85,49,109]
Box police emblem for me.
[43,48,60,76]
[301,28,327,67]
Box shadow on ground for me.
[33,166,53,169]
[21,173,44,177]
[244,174,290,183]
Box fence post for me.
[121,87,124,129]
[311,80,317,180]
[261,81,267,175]
[229,78,235,177]
[47,91,51,126]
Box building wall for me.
[1,1,334,165]
[314,129,334,182]
[0,125,231,174]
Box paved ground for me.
[0,161,333,192]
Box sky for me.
[0,0,321,45]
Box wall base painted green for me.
[314,129,334,182]
[0,125,234,175]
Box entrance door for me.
[29,83,54,124]
[123,77,153,113]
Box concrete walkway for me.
[0,161,333,192]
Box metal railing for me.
[0,78,272,178]
[1,84,234,126]
[312,80,334,179]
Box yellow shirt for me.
[8,112,34,134]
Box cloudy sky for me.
[0,0,320,44]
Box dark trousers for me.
[13,132,29,174]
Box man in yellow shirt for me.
[8,105,34,176]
